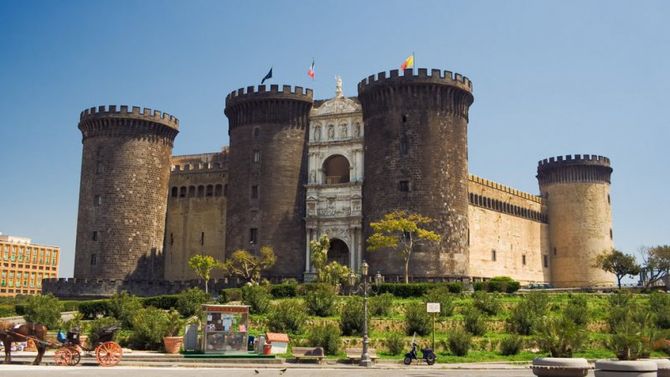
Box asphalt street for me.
[0,365,597,377]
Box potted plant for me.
[531,315,590,377]
[162,310,185,354]
[594,293,658,377]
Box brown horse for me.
[0,321,48,365]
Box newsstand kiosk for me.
[200,304,250,354]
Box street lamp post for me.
[360,261,373,367]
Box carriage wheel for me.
[54,347,72,366]
[95,341,122,367]
[68,347,81,366]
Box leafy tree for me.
[22,294,62,328]
[108,291,142,328]
[222,246,276,284]
[640,245,670,288]
[188,254,221,294]
[594,249,641,288]
[367,210,441,283]
[309,234,353,286]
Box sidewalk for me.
[6,350,533,370]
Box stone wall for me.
[359,69,474,278]
[164,152,228,280]
[73,105,178,281]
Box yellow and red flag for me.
[400,54,414,70]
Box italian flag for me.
[307,59,315,79]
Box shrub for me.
[404,301,431,336]
[0,304,15,317]
[267,299,307,334]
[424,287,455,317]
[508,293,549,335]
[369,293,394,317]
[385,332,405,355]
[446,282,464,294]
[241,285,271,314]
[463,306,487,336]
[447,328,472,356]
[304,283,337,317]
[218,288,242,303]
[340,297,367,336]
[307,321,341,355]
[87,316,120,346]
[606,293,655,360]
[376,283,436,298]
[535,315,587,357]
[473,276,520,293]
[270,283,298,298]
[129,307,170,350]
[176,287,209,317]
[473,291,501,316]
[563,294,589,326]
[22,294,62,328]
[78,300,112,319]
[649,292,670,329]
[499,335,523,356]
[109,291,143,329]
[142,295,179,310]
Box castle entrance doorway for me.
[327,238,349,267]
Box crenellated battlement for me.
[358,68,473,94]
[538,154,611,169]
[225,84,313,107]
[80,105,179,130]
[537,154,613,185]
[469,174,543,204]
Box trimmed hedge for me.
[377,282,464,298]
[218,288,242,303]
[270,283,297,298]
[78,300,112,319]
[474,277,520,293]
[142,295,179,310]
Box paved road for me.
[0,365,596,377]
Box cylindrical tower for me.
[224,85,313,278]
[358,68,474,279]
[537,154,615,288]
[73,105,179,280]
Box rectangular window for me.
[253,150,261,163]
[200,232,205,246]
[491,249,497,261]
[543,255,549,268]
[90,254,96,265]
[249,228,258,244]
[94,195,102,206]
[251,185,259,199]
[522,254,527,265]
[92,231,98,241]
[96,161,103,174]
[399,180,409,192]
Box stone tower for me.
[73,105,179,280]
[224,85,313,278]
[537,154,615,288]
[358,69,474,279]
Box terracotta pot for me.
[531,357,590,377]
[594,360,658,377]
[163,336,183,354]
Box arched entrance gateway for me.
[323,155,350,184]
[328,238,350,266]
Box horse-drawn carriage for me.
[1,322,122,367]
[54,325,122,367]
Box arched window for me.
[197,185,205,197]
[214,184,223,196]
[323,155,350,184]
[179,187,186,198]
[206,185,213,197]
[171,187,178,198]
[188,186,196,197]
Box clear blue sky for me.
[1,0,668,277]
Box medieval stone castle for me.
[44,68,615,297]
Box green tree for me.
[594,249,641,288]
[22,294,62,329]
[222,246,276,284]
[309,235,353,286]
[188,254,221,294]
[640,245,670,288]
[366,210,441,283]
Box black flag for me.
[261,67,272,84]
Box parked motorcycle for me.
[403,333,436,365]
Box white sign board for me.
[426,302,441,313]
